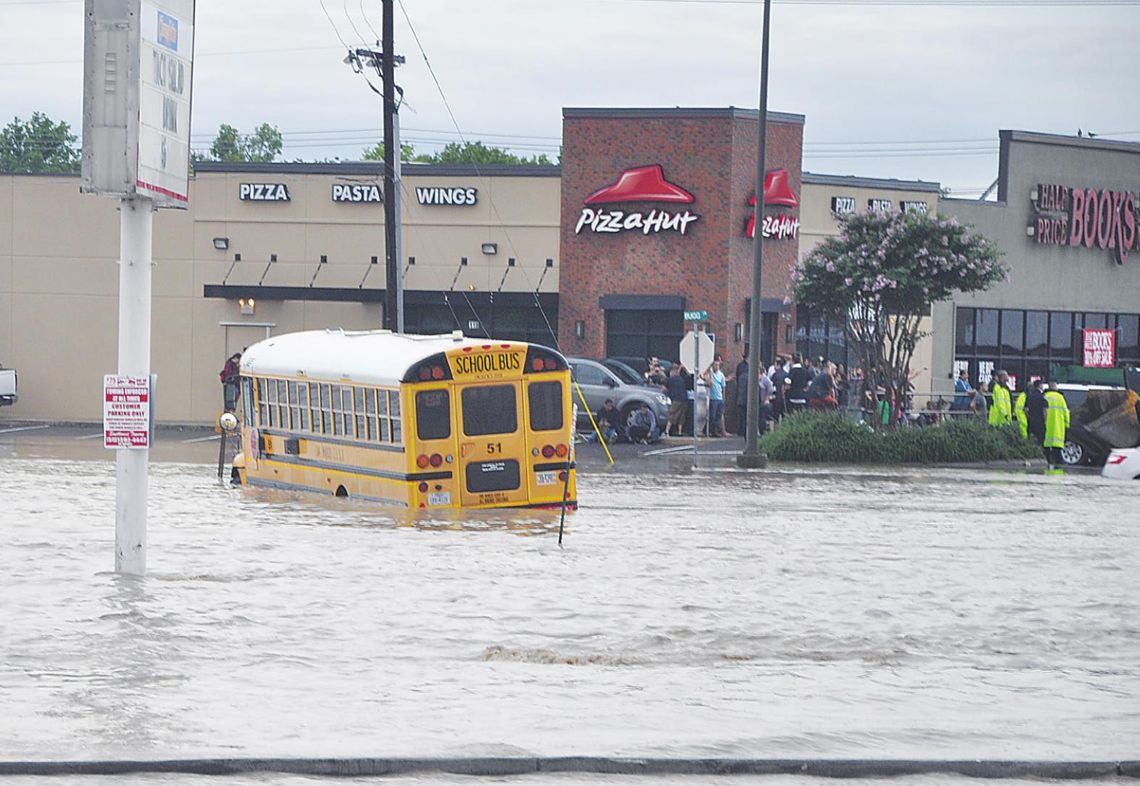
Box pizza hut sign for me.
[744,169,800,240]
[575,165,699,236]
[1032,182,1139,265]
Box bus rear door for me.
[456,382,529,508]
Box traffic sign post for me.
[680,320,715,447]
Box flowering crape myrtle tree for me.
[793,211,1004,425]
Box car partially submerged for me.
[0,367,17,406]
[1102,448,1140,480]
[1057,382,1140,466]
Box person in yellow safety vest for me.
[1043,379,1071,469]
[1014,384,1028,439]
[988,370,1013,427]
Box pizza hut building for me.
[557,107,805,368]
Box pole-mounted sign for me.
[81,0,196,576]
[81,0,196,207]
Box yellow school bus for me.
[231,329,576,510]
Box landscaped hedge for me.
[757,412,1042,464]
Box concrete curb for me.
[0,758,1135,778]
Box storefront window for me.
[955,307,975,354]
[1050,312,1072,353]
[1001,310,1023,355]
[1083,313,1107,330]
[1119,315,1140,361]
[1025,311,1048,356]
[975,309,999,355]
[605,309,681,364]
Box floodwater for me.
[1,431,1138,782]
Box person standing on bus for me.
[219,352,241,412]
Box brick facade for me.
[558,107,804,365]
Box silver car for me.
[567,358,671,431]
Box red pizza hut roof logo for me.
[576,165,700,236]
[584,165,695,205]
[745,168,800,240]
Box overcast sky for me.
[2,0,1137,196]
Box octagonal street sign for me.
[680,330,715,375]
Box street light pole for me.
[739,0,772,469]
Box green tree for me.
[413,141,553,166]
[793,211,1005,425]
[361,141,417,162]
[198,123,283,163]
[0,112,80,173]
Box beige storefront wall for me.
[2,163,952,425]
[799,174,942,399]
[0,163,561,424]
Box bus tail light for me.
[541,444,555,458]
[558,471,567,482]
[429,453,443,468]
[523,346,568,374]
[418,481,429,492]
[416,454,430,469]
[554,444,568,458]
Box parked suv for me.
[1056,383,1140,466]
[567,358,671,430]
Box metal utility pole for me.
[345,0,404,332]
[738,0,772,470]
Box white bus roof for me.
[240,329,513,387]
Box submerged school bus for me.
[232,329,577,510]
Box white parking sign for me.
[104,375,151,449]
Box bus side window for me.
[390,390,402,443]
[267,379,278,429]
[319,384,331,434]
[287,381,298,431]
[297,382,310,432]
[242,377,255,426]
[354,387,366,440]
[341,387,354,437]
[365,388,377,441]
[256,378,268,426]
[528,381,563,432]
[330,385,344,436]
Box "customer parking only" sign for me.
[104,375,151,449]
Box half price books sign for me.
[104,375,151,449]
[1082,329,1116,369]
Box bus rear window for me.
[461,385,517,436]
[528,381,563,431]
[416,389,451,441]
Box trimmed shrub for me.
[758,412,1042,464]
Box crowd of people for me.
[586,352,1072,469]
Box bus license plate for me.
[427,491,451,506]
[535,471,558,486]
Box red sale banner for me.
[1082,329,1116,369]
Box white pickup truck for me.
[0,367,17,406]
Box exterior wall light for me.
[574,320,585,339]
[239,298,256,316]
[213,237,229,250]
[481,242,498,255]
